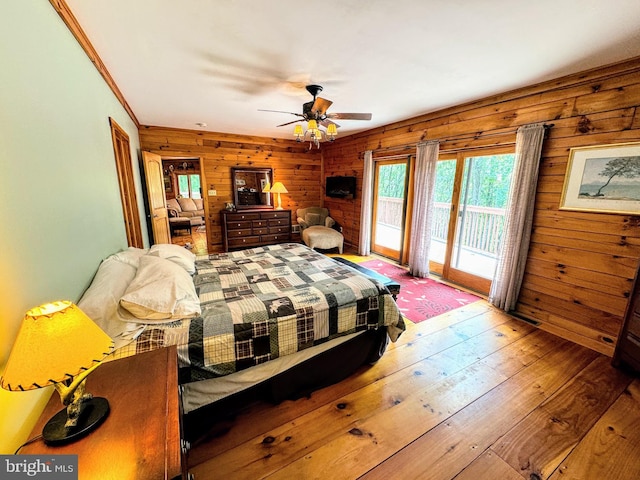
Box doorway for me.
[429,148,515,294]
[109,118,143,248]
[371,159,410,262]
[163,158,208,254]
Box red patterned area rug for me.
[359,259,481,323]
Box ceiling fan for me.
[259,85,372,145]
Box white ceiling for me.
[65,0,640,140]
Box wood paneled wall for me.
[322,57,640,356]
[139,127,323,248]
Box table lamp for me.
[1,301,114,445]
[270,182,288,210]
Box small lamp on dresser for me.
[269,182,288,210]
[0,301,114,445]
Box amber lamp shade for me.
[270,182,288,210]
[1,301,114,445]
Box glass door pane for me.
[430,159,456,266]
[451,153,514,281]
[372,161,407,260]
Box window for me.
[177,174,201,199]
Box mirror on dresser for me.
[231,167,273,210]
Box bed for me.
[78,242,405,436]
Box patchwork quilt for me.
[113,243,404,382]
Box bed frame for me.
[182,327,389,442]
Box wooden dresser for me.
[21,347,185,479]
[221,209,291,251]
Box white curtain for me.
[408,141,439,277]
[359,150,374,256]
[489,123,546,311]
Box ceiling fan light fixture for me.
[291,115,341,149]
[263,84,370,147]
[326,123,337,141]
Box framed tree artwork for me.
[560,142,640,214]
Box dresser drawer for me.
[227,229,253,238]
[252,220,268,228]
[269,218,289,227]
[261,211,290,220]
[229,236,261,248]
[228,213,261,221]
[269,226,288,234]
[227,220,253,230]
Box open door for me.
[142,151,171,244]
[371,159,409,262]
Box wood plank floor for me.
[186,301,640,480]
[171,226,208,255]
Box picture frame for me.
[560,142,640,214]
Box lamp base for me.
[42,397,110,445]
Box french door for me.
[429,147,515,294]
[371,159,411,262]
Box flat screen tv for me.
[326,176,356,199]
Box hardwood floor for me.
[170,226,208,255]
[186,302,640,479]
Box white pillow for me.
[110,247,149,268]
[78,256,144,343]
[148,244,196,274]
[119,255,201,322]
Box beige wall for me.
[0,2,146,453]
[322,57,640,357]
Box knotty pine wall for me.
[138,127,323,248]
[322,57,640,356]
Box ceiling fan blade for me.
[277,119,305,127]
[258,109,304,117]
[311,97,333,116]
[327,112,372,121]
[320,119,340,129]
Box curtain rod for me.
[368,123,554,157]
[371,153,412,161]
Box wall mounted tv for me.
[326,176,356,199]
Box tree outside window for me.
[178,174,202,198]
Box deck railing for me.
[376,197,506,257]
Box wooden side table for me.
[21,346,185,479]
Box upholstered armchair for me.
[297,207,344,253]
[297,207,336,230]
